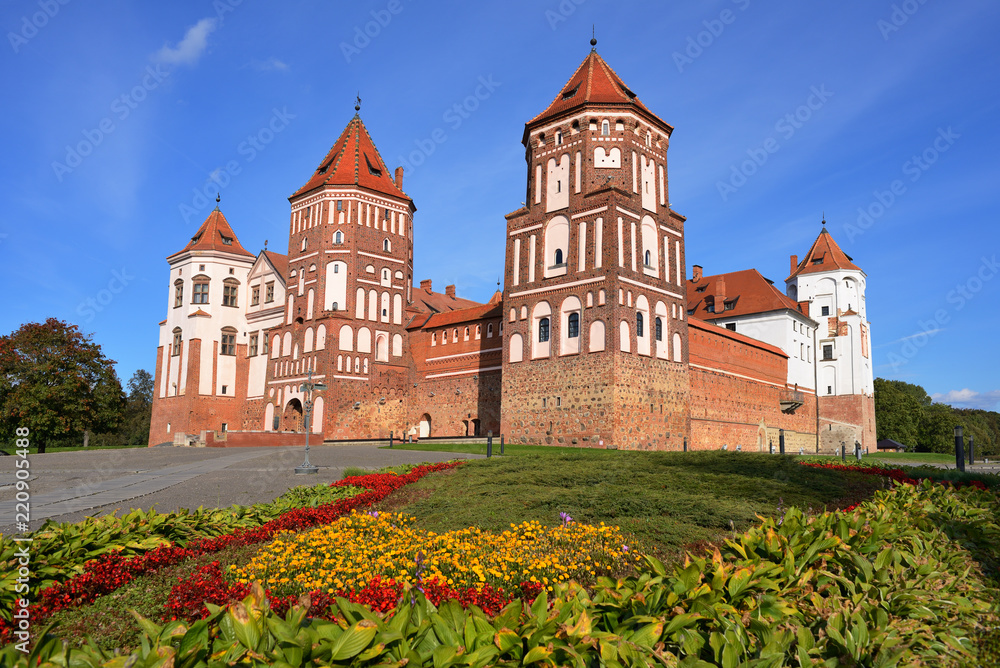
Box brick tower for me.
[500,42,691,450]
[263,103,416,439]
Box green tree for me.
[873,378,923,447]
[122,369,153,445]
[0,318,125,451]
[917,402,959,453]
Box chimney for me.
[445,284,456,299]
[790,254,798,275]
[394,166,404,190]
[715,276,726,311]
[692,265,703,282]
[420,279,432,293]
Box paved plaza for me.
[0,445,482,534]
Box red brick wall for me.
[206,431,307,447]
[819,394,876,452]
[688,320,818,452]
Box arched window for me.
[334,231,343,244]
[644,250,651,266]
[636,312,644,338]
[555,130,563,145]
[301,237,307,251]
[646,131,652,147]
[173,279,183,308]
[568,312,580,338]
[538,318,550,342]
[487,323,494,337]
[544,215,570,277]
[601,120,610,136]
[554,248,564,265]
[655,317,663,341]
[431,332,437,346]
[509,333,524,362]
[383,238,391,252]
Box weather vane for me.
[355,92,362,113]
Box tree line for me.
[0,318,151,451]
[874,378,999,455]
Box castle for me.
[149,45,875,453]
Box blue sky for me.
[2,0,998,411]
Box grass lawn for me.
[0,443,148,455]
[869,451,969,464]
[373,449,882,562]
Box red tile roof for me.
[689,318,788,358]
[787,226,860,280]
[291,114,410,202]
[168,208,254,259]
[423,301,503,329]
[261,250,288,280]
[406,284,486,330]
[526,50,670,132]
[687,269,805,320]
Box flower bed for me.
[231,511,637,597]
[7,478,998,666]
[800,460,989,490]
[0,462,462,643]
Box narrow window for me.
[655,317,663,341]
[192,280,209,304]
[173,280,183,308]
[636,312,644,338]
[301,238,307,251]
[265,282,275,303]
[539,317,550,342]
[601,120,610,136]
[644,250,651,266]
[383,238,390,252]
[251,286,260,306]
[555,130,563,145]
[220,331,236,356]
[823,344,834,360]
[334,231,344,244]
[222,279,239,307]
[568,313,580,338]
[337,199,343,211]
[249,333,259,356]
[554,248,564,265]
[172,328,182,356]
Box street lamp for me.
[295,369,327,474]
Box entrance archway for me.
[282,398,304,432]
[418,414,431,438]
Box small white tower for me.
[786,221,875,449]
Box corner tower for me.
[263,106,416,439]
[149,204,256,444]
[786,222,876,450]
[500,42,690,450]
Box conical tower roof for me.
[525,49,670,138]
[292,114,410,201]
[168,207,254,259]
[787,225,861,281]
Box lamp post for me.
[295,370,327,475]
[954,425,966,473]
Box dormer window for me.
[561,83,580,100]
[191,234,202,245]
[221,235,233,246]
[364,154,382,177]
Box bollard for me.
[779,429,785,455]
[855,441,862,463]
[841,443,846,463]
[955,426,965,473]
[500,434,504,455]
[487,431,493,458]
[799,448,804,456]
[969,435,974,465]
[769,439,774,455]
[389,431,393,449]
[683,437,688,452]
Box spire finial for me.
[590,25,597,50]
[214,193,220,210]
[822,212,826,226]
[355,92,361,113]
[264,239,268,251]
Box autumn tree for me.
[0,318,125,451]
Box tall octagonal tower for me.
[500,43,691,450]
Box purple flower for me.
[559,512,573,525]
[622,545,630,553]
[367,510,380,518]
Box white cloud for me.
[932,389,1000,411]
[247,57,289,72]
[154,18,217,66]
